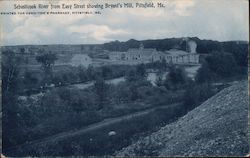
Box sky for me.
[0,0,249,46]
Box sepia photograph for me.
[0,0,249,156]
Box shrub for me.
[164,66,189,90]
[132,136,161,156]
[125,68,138,82]
[136,63,147,78]
[195,61,214,84]
[205,51,239,78]
[183,83,214,111]
[36,52,57,85]
[77,66,88,82]
[94,77,110,109]
[110,82,130,104]
[40,91,66,115]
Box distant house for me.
[70,54,92,67]
[108,39,200,65]
[164,49,199,64]
[109,43,167,64]
[164,39,200,64]
[127,44,156,60]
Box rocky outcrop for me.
[117,81,249,156]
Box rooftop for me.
[165,49,189,56]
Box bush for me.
[77,66,88,82]
[23,71,39,89]
[68,90,96,112]
[132,136,162,156]
[94,77,110,109]
[40,91,66,115]
[125,68,138,82]
[164,66,189,90]
[195,61,214,84]
[183,83,214,111]
[205,51,239,78]
[110,82,130,104]
[146,90,183,106]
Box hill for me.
[116,81,249,156]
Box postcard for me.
[0,0,249,156]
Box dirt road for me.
[5,103,181,153]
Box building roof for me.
[127,48,157,56]
[128,48,156,52]
[109,51,126,56]
[164,49,189,56]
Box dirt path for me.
[5,103,181,153]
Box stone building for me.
[109,44,167,64]
[108,39,200,65]
[164,39,199,64]
[164,49,199,64]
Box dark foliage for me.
[36,51,57,85]
[195,61,214,84]
[94,77,110,109]
[164,66,189,90]
[2,51,22,93]
[205,51,239,78]
[183,82,214,111]
[103,37,248,64]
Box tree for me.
[36,51,57,85]
[2,51,34,148]
[129,84,139,101]
[221,41,248,67]
[136,63,147,79]
[125,68,138,82]
[125,64,147,83]
[86,65,95,80]
[23,71,38,89]
[195,61,213,84]
[94,77,109,109]
[101,66,112,79]
[205,51,238,78]
[155,71,164,87]
[68,90,95,113]
[183,83,214,111]
[113,82,130,104]
[78,66,87,82]
[2,51,21,93]
[164,66,188,90]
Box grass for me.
[6,103,186,156]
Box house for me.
[164,48,199,64]
[109,44,166,64]
[108,39,200,65]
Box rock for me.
[108,131,116,136]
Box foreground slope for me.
[117,81,249,156]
